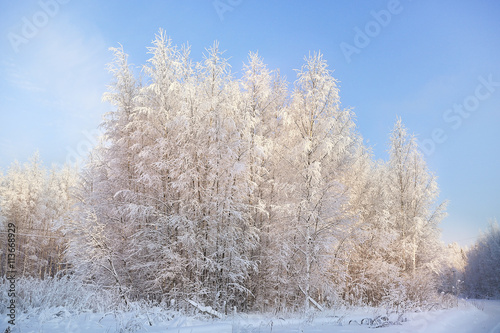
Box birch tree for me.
[385,118,447,304]
[63,32,453,312]
[68,43,142,302]
[282,52,358,310]
[387,118,446,275]
[238,51,290,310]
[0,153,76,279]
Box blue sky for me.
[0,0,499,247]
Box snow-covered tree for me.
[64,32,452,312]
[464,220,500,298]
[340,159,400,306]
[439,242,467,295]
[0,153,76,279]
[69,33,261,310]
[238,51,290,311]
[387,118,446,276]
[66,41,143,304]
[278,52,360,310]
[383,118,448,305]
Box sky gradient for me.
[1,0,499,247]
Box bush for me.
[0,275,119,315]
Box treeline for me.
[463,221,500,299]
[437,221,500,300]
[0,154,75,278]
[2,31,490,313]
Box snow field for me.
[3,300,499,333]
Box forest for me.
[1,31,498,318]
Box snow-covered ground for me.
[395,299,500,333]
[2,299,499,333]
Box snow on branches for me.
[22,31,450,313]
